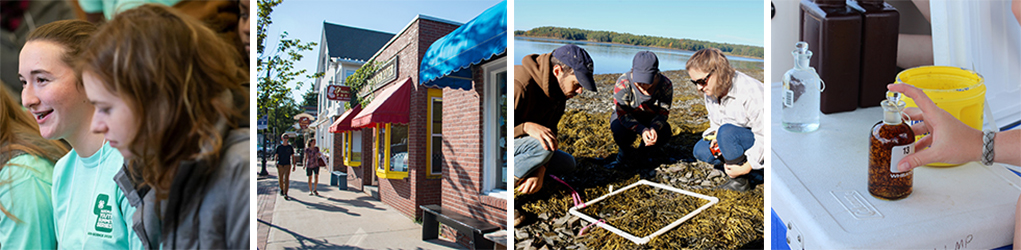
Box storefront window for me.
[427,88,443,178]
[343,131,362,166]
[376,125,386,172]
[351,131,361,162]
[483,57,508,195]
[375,123,410,179]
[389,124,408,172]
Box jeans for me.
[514,137,576,179]
[693,124,755,165]
[610,119,673,158]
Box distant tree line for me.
[515,26,763,58]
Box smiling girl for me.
[79,4,250,249]
[18,20,142,249]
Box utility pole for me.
[259,59,274,176]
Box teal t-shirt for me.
[52,142,142,250]
[0,154,56,250]
[77,0,183,20]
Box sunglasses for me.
[690,72,713,87]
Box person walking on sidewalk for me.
[607,51,674,168]
[303,139,322,196]
[275,134,295,200]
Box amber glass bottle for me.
[868,91,914,200]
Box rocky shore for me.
[514,66,765,250]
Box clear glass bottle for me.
[868,91,915,200]
[782,42,823,133]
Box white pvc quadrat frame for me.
[568,179,719,245]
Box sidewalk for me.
[256,161,461,250]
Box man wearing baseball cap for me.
[607,51,675,168]
[513,44,595,225]
[274,134,296,200]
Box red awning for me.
[352,77,411,128]
[328,104,362,133]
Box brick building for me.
[330,1,508,247]
[331,14,462,220]
[418,1,508,246]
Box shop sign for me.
[298,116,312,129]
[359,57,398,99]
[327,85,351,101]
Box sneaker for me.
[283,196,290,200]
[314,191,320,196]
[310,192,314,196]
[718,177,752,192]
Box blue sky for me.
[262,0,503,101]
[515,0,765,47]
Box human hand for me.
[724,161,752,178]
[710,139,723,157]
[642,128,658,146]
[516,175,544,194]
[515,166,546,194]
[888,84,983,172]
[523,122,558,151]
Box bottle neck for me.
[883,109,902,125]
[792,53,812,69]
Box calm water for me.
[513,37,763,74]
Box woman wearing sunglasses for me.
[687,48,765,192]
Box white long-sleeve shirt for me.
[702,71,765,169]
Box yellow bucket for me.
[895,66,985,167]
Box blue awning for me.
[419,0,506,90]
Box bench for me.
[420,205,500,250]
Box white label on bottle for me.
[783,89,794,107]
[890,143,914,174]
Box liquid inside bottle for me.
[868,91,915,200]
[782,42,822,133]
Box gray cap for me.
[631,51,659,84]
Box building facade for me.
[313,22,393,172]
[332,1,507,247]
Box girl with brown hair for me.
[79,4,249,249]
[304,139,322,196]
[18,19,142,249]
[0,85,68,249]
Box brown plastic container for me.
[801,0,861,114]
[851,0,899,108]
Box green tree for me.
[300,89,318,108]
[257,0,323,139]
[343,61,379,109]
